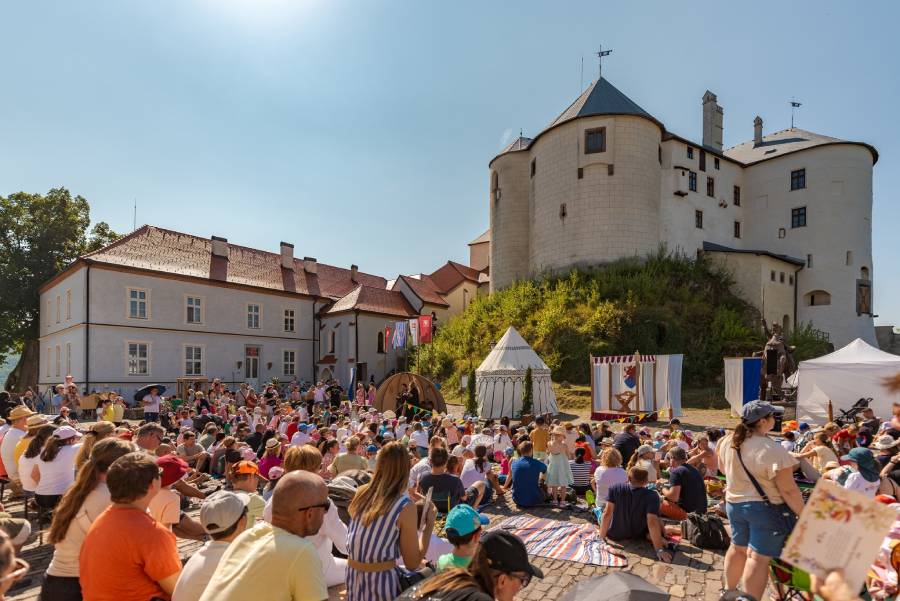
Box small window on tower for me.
[559,203,567,219]
[577,167,583,179]
[714,157,720,170]
[585,128,606,154]
[607,164,615,176]
[846,250,853,266]
[733,221,741,239]
[706,177,715,197]
[780,272,785,283]
[687,147,694,159]
[695,210,703,229]
[733,185,741,206]
[530,159,536,177]
[791,168,806,190]
[771,270,776,282]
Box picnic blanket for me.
[493,515,627,567]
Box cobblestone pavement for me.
[9,490,727,601]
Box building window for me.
[658,145,662,165]
[65,289,71,320]
[846,251,853,266]
[791,168,806,190]
[66,342,71,375]
[688,171,697,192]
[780,272,785,283]
[789,275,794,286]
[860,266,870,280]
[733,186,741,206]
[530,159,536,177]
[328,331,336,354]
[46,300,51,329]
[607,164,615,176]
[283,350,296,376]
[771,270,776,282]
[377,332,385,354]
[687,147,694,159]
[247,304,261,329]
[186,296,202,324]
[491,172,500,203]
[577,167,583,179]
[584,127,606,154]
[127,342,150,375]
[857,281,872,315]
[559,203,567,219]
[807,254,813,268]
[55,345,61,377]
[128,288,148,319]
[805,290,832,307]
[284,309,295,332]
[734,221,741,238]
[185,346,203,376]
[706,177,715,197]
[56,295,60,323]
[695,210,703,229]
[699,150,706,171]
[791,206,807,228]
[778,228,786,239]
[46,348,51,377]
[714,157,720,170]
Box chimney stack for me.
[303,256,318,274]
[350,264,358,283]
[753,116,763,146]
[701,91,723,151]
[280,242,294,270]
[211,236,229,259]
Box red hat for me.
[118,430,134,441]
[157,455,190,487]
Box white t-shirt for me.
[410,430,429,448]
[149,487,182,527]
[0,428,26,479]
[35,444,80,496]
[717,432,798,504]
[143,394,162,413]
[460,459,489,489]
[46,483,111,577]
[408,457,432,489]
[636,458,657,483]
[594,466,628,502]
[172,540,231,601]
[18,453,40,492]
[844,471,879,498]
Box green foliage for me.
[465,368,477,416]
[422,250,768,389]
[521,366,533,417]
[787,321,833,362]
[0,188,120,366]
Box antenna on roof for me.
[790,98,802,129]
[580,55,584,92]
[133,199,137,231]
[596,45,612,80]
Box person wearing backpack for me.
[717,401,805,601]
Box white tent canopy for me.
[797,338,900,424]
[475,327,558,419]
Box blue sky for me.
[2,1,898,326]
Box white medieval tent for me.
[475,326,558,419]
[797,338,900,424]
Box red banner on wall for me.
[418,315,433,344]
[385,325,392,349]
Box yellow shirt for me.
[112,404,125,422]
[530,428,549,453]
[13,436,31,466]
[101,405,116,422]
[199,522,326,601]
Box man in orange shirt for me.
[80,452,182,601]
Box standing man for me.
[199,471,328,601]
[0,406,34,496]
[142,387,163,423]
[613,423,641,466]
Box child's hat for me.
[445,503,489,537]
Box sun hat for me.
[8,406,35,421]
[451,445,466,457]
[600,437,614,446]
[26,415,49,429]
[480,530,544,579]
[636,444,654,457]
[445,504,489,537]
[551,426,566,436]
[200,491,250,534]
[841,447,880,482]
[265,437,281,449]
[53,426,82,441]
[383,410,397,419]
[741,400,784,423]
[873,435,900,450]
[157,455,190,487]
[268,466,285,480]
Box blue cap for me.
[298,424,308,432]
[445,504,489,537]
[366,444,377,452]
[741,400,784,423]
[798,422,810,431]
[504,447,515,457]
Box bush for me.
[465,368,477,416]
[521,367,533,417]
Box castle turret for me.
[489,136,532,291]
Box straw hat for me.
[26,415,49,429]
[8,406,35,421]
[551,425,566,436]
[873,435,900,450]
[383,410,397,419]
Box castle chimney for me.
[753,116,763,146]
[303,256,318,274]
[702,91,723,151]
[350,264,358,283]
[211,236,229,259]
[279,242,294,270]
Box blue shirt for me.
[668,464,707,514]
[510,456,547,507]
[606,483,660,541]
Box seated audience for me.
[503,441,546,508]
[598,466,673,564]
[437,503,488,571]
[658,447,707,520]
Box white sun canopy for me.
[475,326,558,419]
[797,338,900,424]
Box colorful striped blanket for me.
[493,515,628,567]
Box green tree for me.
[465,367,477,416]
[0,188,120,390]
[521,366,533,417]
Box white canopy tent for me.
[797,338,900,424]
[475,327,558,419]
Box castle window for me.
[789,275,794,286]
[706,177,715,197]
[805,290,831,307]
[780,272,785,283]
[687,147,694,159]
[791,168,806,190]
[860,266,870,280]
[695,210,703,229]
[577,167,583,179]
[733,221,741,239]
[778,228,786,239]
[770,270,776,282]
[607,164,614,176]
[688,171,697,192]
[584,128,606,154]
[846,250,853,266]
[559,203,567,219]
[791,206,807,228]
[714,157,720,170]
[491,172,500,203]
[377,332,385,354]
[658,146,662,165]
[530,159,536,177]
[733,185,741,206]
[857,281,872,315]
[807,254,813,268]
[699,150,706,172]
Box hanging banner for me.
[408,318,419,347]
[393,321,407,349]
[418,315,433,344]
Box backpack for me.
[681,512,730,550]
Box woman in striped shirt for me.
[569,447,593,496]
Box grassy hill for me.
[415,251,829,393]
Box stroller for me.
[834,397,872,427]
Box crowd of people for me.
[0,376,897,601]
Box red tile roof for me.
[428,261,481,293]
[398,275,449,307]
[78,225,386,300]
[325,285,416,317]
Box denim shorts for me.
[726,501,794,558]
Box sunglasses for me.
[297,498,331,512]
[0,558,29,583]
[506,572,531,587]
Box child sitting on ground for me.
[438,504,489,571]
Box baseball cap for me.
[366,444,378,453]
[232,460,266,480]
[480,530,544,579]
[740,400,784,423]
[445,504,489,537]
[200,491,249,534]
[157,455,190,487]
[53,426,82,441]
[504,447,515,457]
